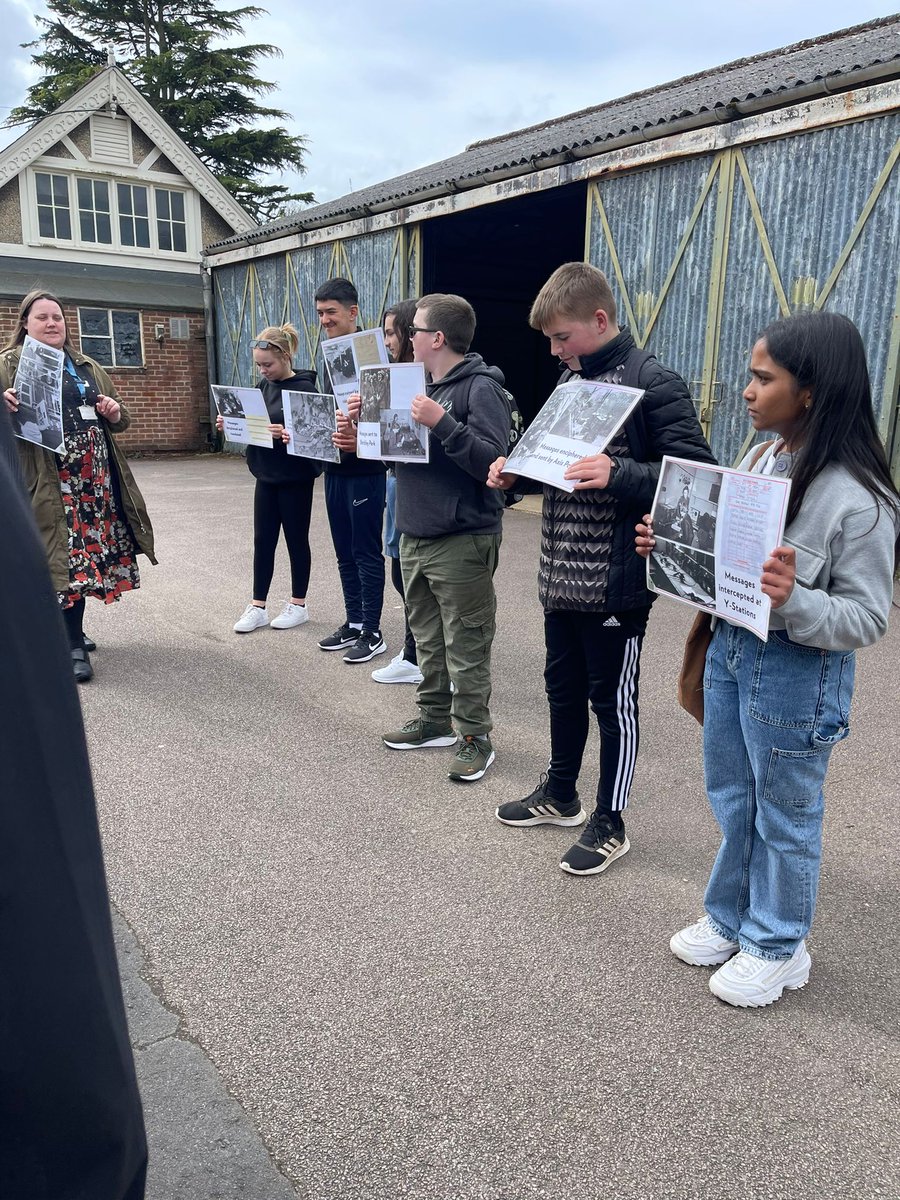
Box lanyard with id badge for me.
[65,357,98,422]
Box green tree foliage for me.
[6,0,314,223]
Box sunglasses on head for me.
[251,338,282,350]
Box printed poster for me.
[647,455,792,640]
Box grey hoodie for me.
[394,353,511,539]
[741,446,899,651]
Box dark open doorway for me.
[420,182,587,423]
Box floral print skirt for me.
[58,426,141,608]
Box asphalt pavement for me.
[80,456,900,1200]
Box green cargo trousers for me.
[399,531,501,738]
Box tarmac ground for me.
[81,456,900,1200]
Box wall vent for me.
[90,112,133,164]
[169,318,191,339]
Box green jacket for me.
[0,346,156,591]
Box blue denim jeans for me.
[702,621,855,959]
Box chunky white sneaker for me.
[709,942,811,1008]
[670,915,739,967]
[270,603,309,629]
[371,652,424,684]
[233,604,269,633]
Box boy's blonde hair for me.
[529,263,617,330]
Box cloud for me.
[1,0,897,208]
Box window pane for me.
[111,310,142,366]
[81,337,112,365]
[158,223,172,251]
[80,211,94,241]
[38,206,55,237]
[172,223,187,253]
[133,187,148,217]
[156,190,170,219]
[56,209,71,239]
[79,309,109,338]
[135,216,150,248]
[95,180,110,212]
[52,175,69,204]
[77,178,92,206]
[36,173,51,204]
[117,183,133,215]
[170,191,185,222]
[97,213,112,243]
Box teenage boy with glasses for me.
[381,294,512,782]
[314,277,388,664]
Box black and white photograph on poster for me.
[647,455,791,640]
[322,328,389,413]
[282,390,340,463]
[357,365,390,425]
[211,385,272,447]
[652,461,720,553]
[12,334,65,453]
[357,361,428,463]
[503,379,643,491]
[648,536,716,610]
[379,410,428,459]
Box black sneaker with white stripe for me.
[559,810,630,876]
[495,775,586,828]
[342,629,386,663]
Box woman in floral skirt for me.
[2,290,155,683]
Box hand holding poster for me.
[357,362,429,463]
[211,385,272,448]
[12,335,65,454]
[282,390,340,463]
[322,329,389,414]
[647,455,791,640]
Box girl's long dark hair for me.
[760,313,899,541]
[384,299,416,364]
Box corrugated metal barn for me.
[204,16,900,479]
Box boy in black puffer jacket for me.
[489,263,715,875]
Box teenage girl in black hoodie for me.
[217,323,320,633]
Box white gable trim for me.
[0,67,255,234]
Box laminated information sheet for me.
[282,390,340,463]
[357,362,429,463]
[322,328,389,414]
[211,385,272,448]
[503,379,643,492]
[647,455,792,640]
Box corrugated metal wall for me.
[213,227,409,388]
[588,111,900,467]
[212,110,900,477]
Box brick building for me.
[0,66,255,452]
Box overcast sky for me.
[1,0,897,212]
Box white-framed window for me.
[78,308,144,368]
[29,169,190,257]
[35,171,72,239]
[76,177,112,244]
[156,187,187,253]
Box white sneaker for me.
[233,604,269,633]
[709,942,811,1008]
[270,603,309,629]
[670,915,739,967]
[371,652,424,684]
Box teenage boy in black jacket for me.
[488,262,715,874]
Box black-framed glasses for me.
[409,326,438,337]
[251,338,279,349]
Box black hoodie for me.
[395,352,511,538]
[245,370,322,484]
